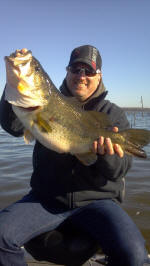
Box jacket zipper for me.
[68,192,74,209]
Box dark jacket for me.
[0,81,132,210]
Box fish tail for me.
[122,129,150,158]
[124,140,147,158]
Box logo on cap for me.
[91,47,97,63]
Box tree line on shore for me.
[122,107,150,112]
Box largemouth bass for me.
[4,48,150,165]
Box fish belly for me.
[12,106,92,155]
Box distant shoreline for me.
[122,107,150,112]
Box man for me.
[0,45,149,266]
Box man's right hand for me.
[92,127,124,158]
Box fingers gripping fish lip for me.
[4,51,32,71]
[5,48,49,109]
[4,48,32,63]
[4,49,32,80]
[5,49,34,95]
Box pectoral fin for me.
[24,129,35,144]
[36,113,52,132]
[75,152,98,166]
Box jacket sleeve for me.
[0,86,24,137]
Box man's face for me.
[66,63,102,102]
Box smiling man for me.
[66,62,101,101]
[61,45,124,157]
[66,45,102,101]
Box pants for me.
[0,191,149,266]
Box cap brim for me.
[68,58,96,71]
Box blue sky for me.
[0,0,150,107]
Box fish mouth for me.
[5,51,33,89]
[4,50,32,68]
[19,106,41,112]
[4,56,30,77]
[5,56,20,72]
[5,57,30,66]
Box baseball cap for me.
[68,45,102,72]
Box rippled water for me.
[122,111,150,252]
[0,111,150,252]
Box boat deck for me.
[25,249,106,265]
[25,248,150,266]
[26,254,150,266]
[27,258,105,266]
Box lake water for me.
[0,111,150,252]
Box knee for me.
[117,240,147,266]
[0,223,17,249]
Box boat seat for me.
[24,219,100,266]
